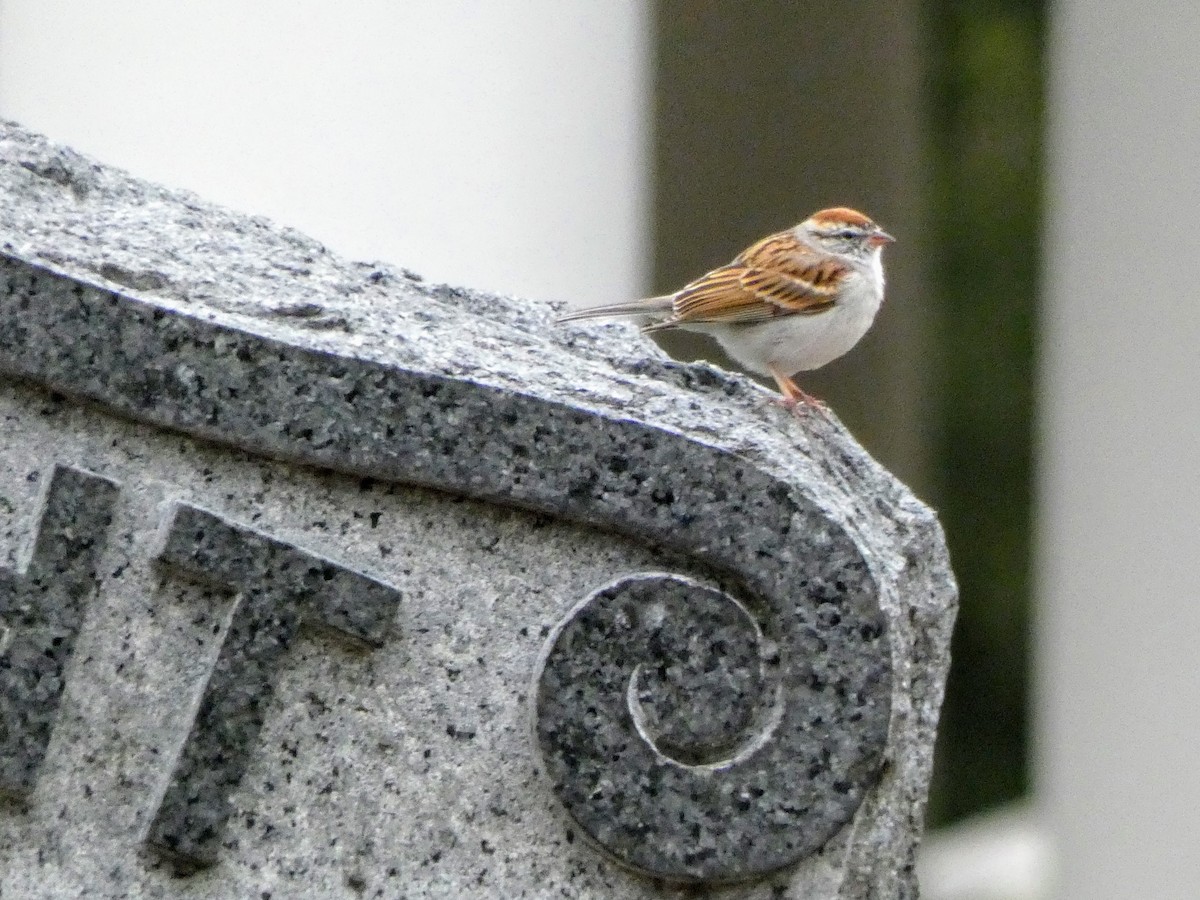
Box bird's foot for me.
[774,394,827,419]
[769,366,827,417]
[772,386,827,418]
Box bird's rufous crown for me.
[806,207,876,228]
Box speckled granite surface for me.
[0,120,956,898]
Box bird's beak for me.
[868,230,896,248]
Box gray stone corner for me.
[0,119,956,899]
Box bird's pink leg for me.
[769,365,826,415]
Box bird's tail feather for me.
[556,295,674,324]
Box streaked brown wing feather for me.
[657,231,843,328]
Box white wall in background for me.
[1039,2,1200,897]
[0,0,651,305]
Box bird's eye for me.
[835,229,857,240]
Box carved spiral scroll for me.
[537,570,891,883]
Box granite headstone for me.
[0,121,956,899]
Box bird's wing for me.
[646,232,844,331]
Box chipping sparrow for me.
[559,207,893,410]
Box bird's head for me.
[799,207,894,259]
